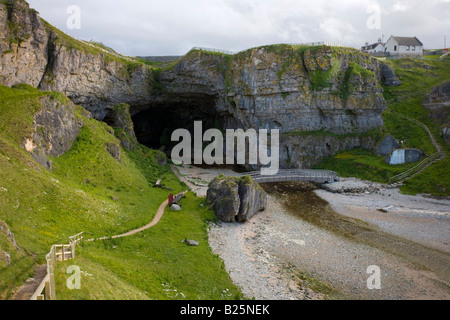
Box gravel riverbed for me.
[174,166,450,300]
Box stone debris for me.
[182,239,199,246]
[320,178,402,194]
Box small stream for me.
[260,182,450,287]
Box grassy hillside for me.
[0,85,241,299]
[315,55,450,196]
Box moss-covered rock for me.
[206,175,267,223]
[106,103,138,150]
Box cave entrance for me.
[131,95,237,157]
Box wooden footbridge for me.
[237,169,340,184]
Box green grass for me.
[383,57,450,195]
[401,156,450,196]
[315,56,450,195]
[54,193,243,300]
[0,85,240,300]
[314,148,416,183]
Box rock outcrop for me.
[26,95,84,169]
[1,0,404,170]
[0,0,155,119]
[206,175,267,223]
[375,134,400,156]
[423,82,450,144]
[159,46,388,135]
[380,63,402,87]
[0,220,20,267]
[104,103,138,150]
[0,0,48,87]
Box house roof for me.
[391,36,423,47]
[362,42,383,50]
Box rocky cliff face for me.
[26,95,85,169]
[159,45,388,135]
[158,46,389,168]
[423,82,450,144]
[38,39,154,119]
[1,0,400,169]
[0,0,48,87]
[0,0,155,119]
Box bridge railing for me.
[237,169,340,183]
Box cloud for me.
[26,0,450,56]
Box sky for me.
[26,0,450,57]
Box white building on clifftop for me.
[384,36,424,57]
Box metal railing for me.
[387,111,445,184]
[237,169,340,184]
[30,232,84,300]
[190,42,349,57]
[439,52,450,61]
[191,47,237,55]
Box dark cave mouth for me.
[130,96,238,156]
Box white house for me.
[361,39,384,54]
[384,36,424,57]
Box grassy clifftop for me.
[315,55,450,196]
[0,85,241,299]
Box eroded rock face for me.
[104,103,138,150]
[39,43,154,119]
[380,63,402,87]
[0,0,154,120]
[206,176,267,223]
[423,82,450,144]
[27,95,84,169]
[160,46,387,136]
[375,134,400,156]
[1,1,401,170]
[0,0,48,87]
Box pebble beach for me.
[174,165,450,300]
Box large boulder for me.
[380,63,402,86]
[206,177,241,222]
[236,176,267,222]
[375,134,400,156]
[206,175,267,223]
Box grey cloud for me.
[26,0,450,56]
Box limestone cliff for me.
[26,94,85,170]
[0,0,155,119]
[159,45,388,135]
[157,46,389,168]
[0,0,48,87]
[1,0,400,169]
[423,82,450,144]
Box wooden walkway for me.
[237,169,340,184]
